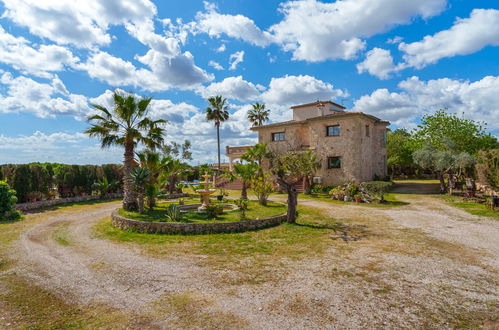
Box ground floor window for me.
[272,132,285,141]
[328,156,341,169]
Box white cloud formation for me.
[399,9,499,69]
[0,131,125,164]
[1,0,157,48]
[198,76,261,101]
[216,44,226,52]
[78,50,213,91]
[354,75,499,129]
[269,0,447,61]
[262,75,347,106]
[229,51,244,70]
[193,2,273,47]
[0,26,78,78]
[0,72,89,118]
[357,48,398,80]
[208,60,224,70]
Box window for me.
[366,125,370,137]
[327,156,341,169]
[271,132,285,141]
[326,125,340,136]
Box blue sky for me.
[0,0,498,165]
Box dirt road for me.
[7,188,499,328]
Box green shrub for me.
[361,181,393,202]
[0,181,21,221]
[345,184,360,197]
[164,204,182,222]
[235,198,249,219]
[205,203,224,219]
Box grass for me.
[95,205,350,285]
[118,199,287,223]
[298,192,408,207]
[441,195,499,219]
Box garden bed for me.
[112,200,287,234]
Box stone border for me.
[15,193,123,212]
[157,193,189,200]
[111,209,287,235]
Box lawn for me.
[118,199,287,223]
[297,192,408,207]
[442,195,499,219]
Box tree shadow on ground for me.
[391,182,440,195]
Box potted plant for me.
[354,194,362,203]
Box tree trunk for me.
[303,176,311,195]
[168,175,176,194]
[277,177,298,224]
[138,191,144,213]
[448,172,455,195]
[216,123,221,172]
[438,173,446,194]
[123,140,138,211]
[241,180,248,200]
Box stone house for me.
[226,101,389,186]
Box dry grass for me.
[149,291,247,329]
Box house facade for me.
[227,101,389,186]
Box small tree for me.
[92,177,118,198]
[251,174,275,206]
[226,162,259,200]
[360,181,392,202]
[268,150,320,223]
[0,181,21,221]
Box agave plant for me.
[130,166,150,213]
[165,204,182,222]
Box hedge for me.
[0,163,123,203]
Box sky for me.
[0,0,498,165]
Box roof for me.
[290,100,346,110]
[251,111,389,131]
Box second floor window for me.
[327,125,340,136]
[272,132,286,141]
[366,125,370,137]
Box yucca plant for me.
[165,204,182,222]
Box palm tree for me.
[205,95,230,172]
[247,102,270,127]
[226,162,258,200]
[130,166,150,213]
[85,91,167,211]
[136,149,162,208]
[91,177,118,198]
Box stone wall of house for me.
[15,193,123,212]
[257,115,388,186]
[111,210,287,234]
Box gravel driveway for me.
[9,186,499,329]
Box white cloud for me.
[357,48,398,80]
[353,75,499,129]
[229,51,244,70]
[0,26,78,78]
[0,72,88,118]
[262,75,347,106]
[216,44,226,52]
[208,60,224,70]
[193,2,273,47]
[269,0,447,62]
[387,36,404,44]
[399,9,499,69]
[0,131,124,164]
[1,0,157,48]
[90,89,198,124]
[199,76,261,101]
[78,50,213,91]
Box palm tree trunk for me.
[216,122,221,172]
[123,140,138,211]
[241,180,248,200]
[138,191,145,213]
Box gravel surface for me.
[11,189,499,329]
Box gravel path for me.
[11,190,499,328]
